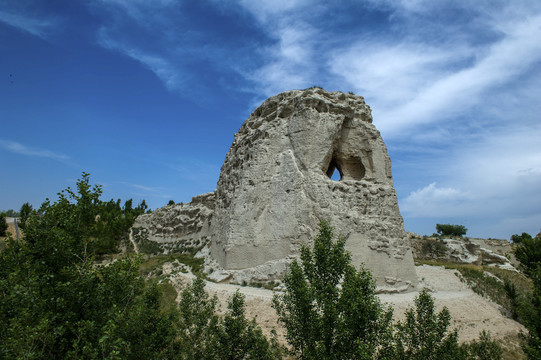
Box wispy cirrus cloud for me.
[233,0,319,97]
[329,4,541,137]
[97,27,184,91]
[118,182,172,200]
[0,140,69,161]
[0,9,57,39]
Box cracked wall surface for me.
[210,88,418,291]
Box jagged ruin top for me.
[246,88,372,126]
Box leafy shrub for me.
[3,209,19,217]
[513,232,541,359]
[384,289,502,360]
[511,232,532,244]
[385,289,464,359]
[463,330,503,360]
[514,234,541,276]
[0,212,7,237]
[0,174,281,360]
[18,202,32,230]
[177,277,283,359]
[420,238,448,258]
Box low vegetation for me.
[513,233,541,359]
[0,212,7,237]
[415,260,532,322]
[139,253,205,278]
[510,232,532,244]
[2,174,540,359]
[0,173,281,359]
[416,232,541,360]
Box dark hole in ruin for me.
[326,158,342,181]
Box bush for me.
[0,212,7,237]
[4,209,19,217]
[520,265,541,360]
[514,232,541,359]
[465,330,504,360]
[385,289,502,360]
[420,238,447,258]
[0,174,280,360]
[18,202,32,230]
[511,232,532,244]
[177,277,283,359]
[273,220,392,359]
[436,224,467,237]
[386,289,464,359]
[515,234,541,277]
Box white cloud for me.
[401,182,471,218]
[330,43,467,107]
[399,123,541,237]
[126,183,164,193]
[97,0,177,22]
[245,34,316,96]
[330,11,541,137]
[0,140,69,161]
[97,28,184,91]
[232,1,320,96]
[236,0,311,24]
[0,10,57,39]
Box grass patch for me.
[157,282,178,308]
[139,254,205,278]
[497,333,526,360]
[416,260,533,324]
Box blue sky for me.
[1,0,540,239]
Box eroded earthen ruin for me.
[132,88,418,292]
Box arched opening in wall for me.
[326,158,343,181]
[325,155,366,181]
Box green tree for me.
[177,276,221,359]
[387,289,502,360]
[436,224,467,237]
[511,232,532,244]
[388,289,465,359]
[0,212,7,237]
[521,266,541,359]
[514,234,541,276]
[176,277,282,360]
[514,232,541,359]
[0,173,282,359]
[0,173,174,359]
[4,209,19,217]
[217,290,283,359]
[18,201,33,230]
[464,330,503,360]
[273,220,392,359]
